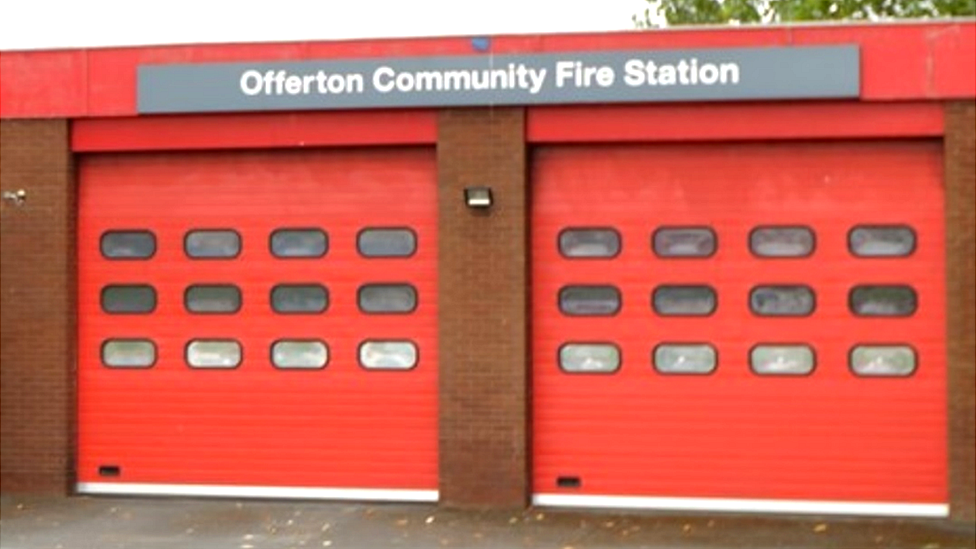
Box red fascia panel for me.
[2,22,974,119]
[71,110,437,152]
[527,101,945,143]
[0,49,88,117]
[789,23,976,100]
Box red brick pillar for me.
[944,101,975,523]
[437,108,529,508]
[0,119,76,493]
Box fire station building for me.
[1,21,973,522]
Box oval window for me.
[749,226,815,258]
[359,341,418,370]
[272,340,328,369]
[558,343,621,373]
[652,227,716,258]
[185,285,242,314]
[558,285,621,316]
[102,339,156,368]
[100,230,156,259]
[558,229,621,258]
[849,226,916,257]
[850,285,917,316]
[652,285,716,316]
[653,344,717,375]
[850,345,916,377]
[750,345,815,375]
[358,284,417,313]
[270,229,328,258]
[186,339,242,369]
[185,230,241,259]
[271,284,328,314]
[357,228,417,257]
[101,285,157,314]
[750,285,815,316]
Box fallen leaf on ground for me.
[682,524,692,533]
[425,515,435,524]
[535,512,545,520]
[813,523,828,533]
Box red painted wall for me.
[2,23,974,119]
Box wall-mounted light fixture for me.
[2,189,27,207]
[464,186,493,209]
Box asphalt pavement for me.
[1,494,974,549]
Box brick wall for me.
[437,108,529,508]
[944,101,975,523]
[0,119,75,493]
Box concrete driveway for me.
[1,495,973,549]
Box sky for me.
[0,0,652,51]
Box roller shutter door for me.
[78,148,438,500]
[531,141,947,516]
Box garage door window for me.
[850,285,917,316]
[653,344,717,375]
[186,339,242,369]
[357,228,417,258]
[185,284,242,314]
[652,227,716,258]
[185,230,241,259]
[559,228,621,258]
[359,341,418,370]
[850,345,917,377]
[652,285,716,316]
[271,284,329,314]
[849,226,916,257]
[559,343,621,373]
[100,230,156,259]
[271,340,329,369]
[358,284,417,313]
[270,229,328,258]
[101,339,156,368]
[750,344,815,375]
[101,285,157,314]
[750,285,815,316]
[559,285,621,316]
[749,226,815,258]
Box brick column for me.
[944,102,975,523]
[437,108,529,508]
[0,119,75,493]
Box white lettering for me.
[699,64,719,85]
[527,68,547,94]
[555,60,575,88]
[720,62,740,84]
[373,66,395,92]
[284,75,302,94]
[623,59,644,86]
[240,70,263,95]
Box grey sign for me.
[138,46,859,113]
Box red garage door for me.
[531,141,947,516]
[78,148,438,501]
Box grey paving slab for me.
[1,495,973,549]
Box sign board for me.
[138,46,859,113]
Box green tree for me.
[634,0,976,27]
